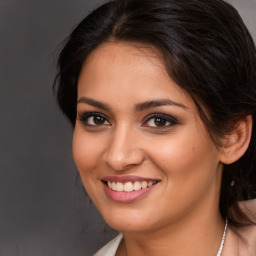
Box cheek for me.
[151,140,199,176]
[147,134,221,220]
[72,128,106,203]
[72,128,102,177]
[149,128,220,185]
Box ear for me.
[219,115,252,165]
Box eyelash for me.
[142,113,179,129]
[77,112,179,129]
[78,112,110,126]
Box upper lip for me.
[101,175,161,183]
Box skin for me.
[73,42,227,256]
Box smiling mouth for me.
[105,180,157,192]
[101,176,160,202]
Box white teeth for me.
[124,182,133,192]
[141,181,147,189]
[133,181,142,191]
[106,180,156,192]
[116,182,124,191]
[112,182,116,190]
[147,181,153,187]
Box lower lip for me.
[103,182,157,203]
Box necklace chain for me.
[216,218,228,256]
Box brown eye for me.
[154,118,167,127]
[86,115,109,126]
[93,116,106,125]
[143,114,178,128]
[146,117,170,127]
[78,113,110,126]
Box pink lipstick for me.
[101,175,159,203]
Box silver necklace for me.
[216,219,228,256]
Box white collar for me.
[93,233,123,256]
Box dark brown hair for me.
[54,0,256,226]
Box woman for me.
[54,0,256,255]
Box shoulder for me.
[93,233,123,256]
[239,198,256,216]
[235,199,256,255]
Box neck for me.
[120,211,225,256]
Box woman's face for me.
[73,42,223,232]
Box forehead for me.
[80,41,166,86]
[84,41,164,65]
[77,42,191,104]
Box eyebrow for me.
[77,97,186,112]
[134,99,187,112]
[77,97,111,111]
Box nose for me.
[103,125,145,171]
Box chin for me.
[100,207,152,232]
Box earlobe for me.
[220,115,252,165]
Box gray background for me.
[0,1,255,255]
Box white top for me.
[93,233,123,256]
